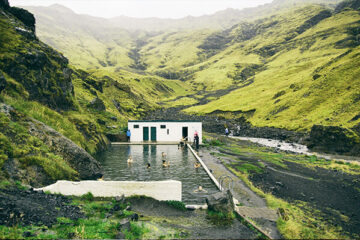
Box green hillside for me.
[18,0,360,135]
[184,6,360,131]
[0,2,190,186]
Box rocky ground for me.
[250,160,360,237]
[0,185,83,227]
[0,184,260,239]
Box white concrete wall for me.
[128,122,202,144]
[36,180,182,201]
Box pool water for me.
[96,145,219,204]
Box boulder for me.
[118,218,131,232]
[131,213,139,222]
[27,118,103,180]
[206,190,235,214]
[307,125,360,155]
[89,97,106,111]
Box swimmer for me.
[162,160,170,167]
[194,186,207,193]
[146,163,151,169]
[161,152,167,159]
[194,161,201,169]
[127,155,133,164]
[97,175,104,181]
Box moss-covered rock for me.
[0,10,74,111]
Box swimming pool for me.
[96,145,219,204]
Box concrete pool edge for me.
[187,144,274,239]
[35,180,182,201]
[187,144,221,190]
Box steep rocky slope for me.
[0,0,188,186]
[0,0,105,186]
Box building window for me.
[134,125,139,129]
[167,129,169,135]
[160,125,166,129]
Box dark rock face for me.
[335,0,360,13]
[28,119,103,180]
[9,7,36,32]
[0,72,6,93]
[307,125,360,155]
[206,190,235,214]
[0,0,9,9]
[106,133,127,142]
[0,187,84,227]
[0,7,75,111]
[89,97,106,111]
[231,117,307,143]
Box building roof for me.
[128,120,202,123]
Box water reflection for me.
[96,145,219,204]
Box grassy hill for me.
[18,0,360,137]
[0,2,190,186]
[184,6,360,132]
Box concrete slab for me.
[237,206,278,222]
[36,180,182,201]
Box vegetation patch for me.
[206,210,235,225]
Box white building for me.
[127,120,202,144]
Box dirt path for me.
[198,148,281,239]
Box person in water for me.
[127,155,133,164]
[194,186,207,193]
[162,160,170,167]
[194,161,201,169]
[97,174,104,181]
[161,152,167,159]
[147,163,151,169]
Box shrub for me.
[165,200,187,211]
[207,210,235,225]
[81,192,94,202]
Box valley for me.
[1,0,360,239]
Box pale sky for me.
[10,0,273,19]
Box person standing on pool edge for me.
[126,129,131,142]
[194,131,199,150]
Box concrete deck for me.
[35,180,182,201]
